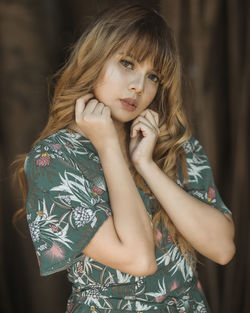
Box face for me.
[93,48,160,123]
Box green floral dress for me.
[24,128,232,313]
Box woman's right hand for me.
[75,93,118,151]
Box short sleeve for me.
[24,141,112,276]
[177,137,232,216]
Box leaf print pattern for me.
[181,137,232,215]
[182,140,210,184]
[156,245,194,281]
[145,278,168,300]
[25,129,231,312]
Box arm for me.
[136,161,236,265]
[83,142,157,276]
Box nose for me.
[128,72,145,95]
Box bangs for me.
[116,29,174,83]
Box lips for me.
[121,98,138,107]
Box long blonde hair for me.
[10,4,197,268]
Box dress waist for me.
[70,275,199,311]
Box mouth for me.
[120,98,138,108]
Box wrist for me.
[135,160,157,176]
[97,139,121,156]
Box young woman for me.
[12,3,235,312]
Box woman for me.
[12,3,235,312]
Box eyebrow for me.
[118,52,159,74]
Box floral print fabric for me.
[24,128,232,312]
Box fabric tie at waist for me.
[71,276,199,311]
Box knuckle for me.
[82,114,90,121]
[90,99,98,105]
[76,97,83,103]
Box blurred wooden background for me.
[0,0,249,312]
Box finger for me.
[131,121,155,138]
[131,116,154,130]
[131,115,159,136]
[140,109,159,128]
[149,110,159,125]
[83,98,99,114]
[75,94,94,120]
[102,105,111,117]
[93,102,105,115]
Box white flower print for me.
[29,220,40,242]
[135,301,152,311]
[28,197,73,249]
[182,140,193,153]
[197,301,207,312]
[25,130,216,312]
[72,206,96,228]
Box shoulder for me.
[182,136,205,156]
[24,128,100,184]
[25,128,99,173]
[27,128,92,157]
[182,136,210,166]
[24,128,107,195]
[179,136,213,186]
[180,136,232,215]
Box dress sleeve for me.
[24,141,112,276]
[177,137,232,216]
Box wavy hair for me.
[10,3,197,269]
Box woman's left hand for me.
[129,109,160,171]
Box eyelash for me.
[120,59,160,84]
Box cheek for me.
[102,64,124,84]
[96,69,125,95]
[145,84,158,102]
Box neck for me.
[113,119,127,143]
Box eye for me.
[120,59,134,69]
[148,73,160,83]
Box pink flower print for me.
[170,280,179,291]
[45,243,64,260]
[179,310,186,313]
[207,187,216,202]
[77,262,83,274]
[105,209,111,217]
[36,153,50,167]
[155,295,167,303]
[67,302,74,313]
[66,141,73,149]
[51,143,61,150]
[92,185,104,196]
[155,229,163,243]
[50,225,58,232]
